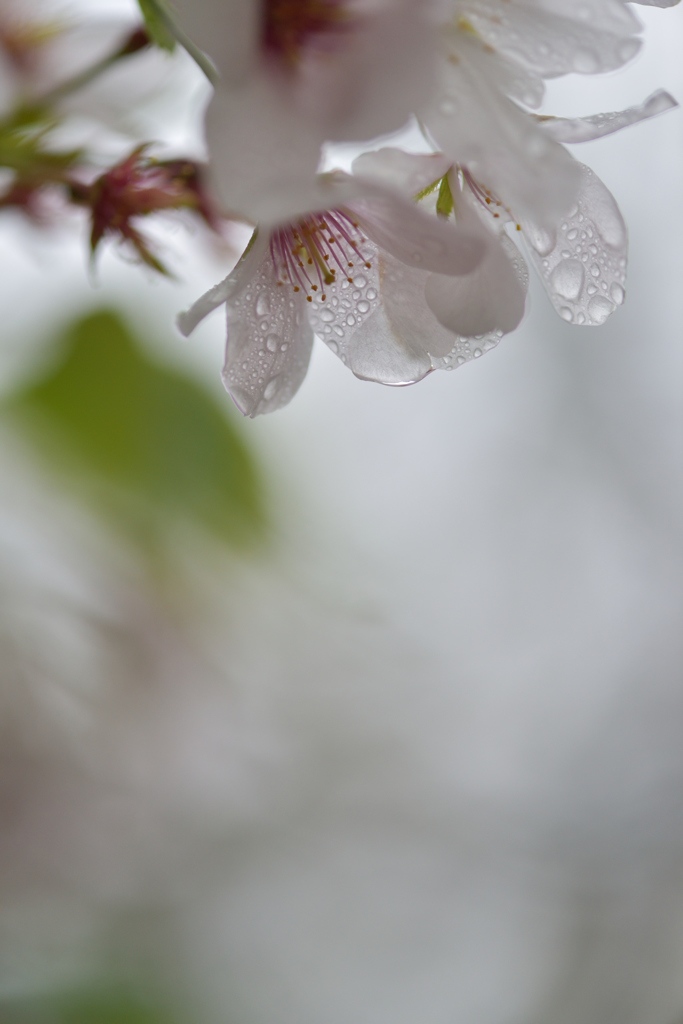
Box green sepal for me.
[137,0,177,51]
[436,175,454,219]
[414,177,442,202]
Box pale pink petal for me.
[536,90,678,143]
[459,0,641,78]
[305,236,432,384]
[348,187,488,276]
[425,231,528,338]
[631,0,680,8]
[166,0,258,82]
[177,231,267,336]
[422,33,582,225]
[205,80,324,223]
[521,163,628,326]
[222,247,314,416]
[350,149,452,197]
[378,250,508,366]
[295,0,438,141]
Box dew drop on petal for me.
[588,295,615,324]
[263,377,280,401]
[610,282,625,305]
[551,258,585,301]
[526,224,557,257]
[265,334,279,352]
[559,307,574,322]
[256,293,270,316]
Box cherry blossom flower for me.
[165,0,439,222]
[419,0,678,227]
[177,167,530,417]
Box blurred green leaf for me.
[0,988,178,1024]
[6,309,267,551]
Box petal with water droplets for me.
[521,163,627,326]
[536,90,678,143]
[222,247,314,417]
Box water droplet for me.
[357,300,370,314]
[590,263,601,278]
[256,293,269,316]
[528,225,557,257]
[610,282,625,305]
[263,377,279,400]
[354,275,367,288]
[566,229,578,241]
[473,348,482,358]
[346,314,355,327]
[551,258,585,301]
[265,334,278,352]
[320,309,334,323]
[327,340,339,354]
[587,295,615,324]
[559,307,574,322]
[332,325,344,337]
[366,288,377,301]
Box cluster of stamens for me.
[270,209,371,302]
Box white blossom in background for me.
[167,0,439,222]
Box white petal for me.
[536,90,678,143]
[458,0,641,78]
[222,247,314,417]
[306,237,432,385]
[166,0,259,82]
[422,33,582,225]
[205,79,324,224]
[351,149,453,197]
[425,231,528,338]
[177,231,267,336]
[379,251,508,366]
[295,0,439,142]
[521,163,627,326]
[306,237,506,380]
[348,188,487,276]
